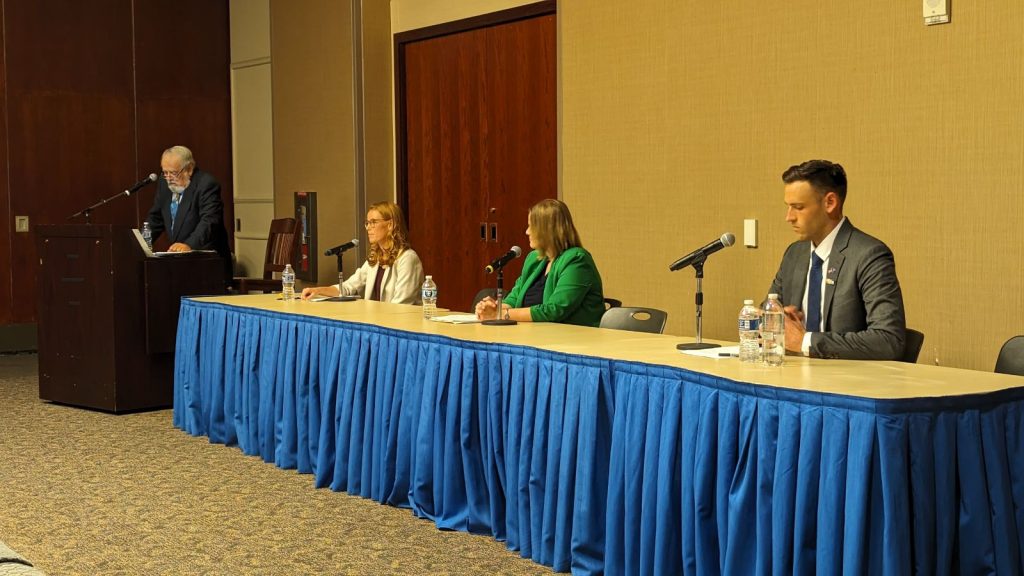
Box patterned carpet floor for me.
[0,354,550,575]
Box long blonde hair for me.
[529,199,582,260]
[366,201,411,266]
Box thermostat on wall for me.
[924,0,950,25]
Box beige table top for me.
[187,294,1024,401]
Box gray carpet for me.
[0,354,550,575]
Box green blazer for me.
[504,247,604,327]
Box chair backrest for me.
[900,328,925,363]
[599,306,668,334]
[472,288,497,310]
[995,335,1024,376]
[262,218,300,279]
[603,297,623,310]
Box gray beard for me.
[169,183,187,195]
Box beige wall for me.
[391,0,538,33]
[235,0,1022,371]
[271,0,361,285]
[229,0,274,278]
[561,1,1024,371]
[362,0,396,210]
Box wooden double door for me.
[397,3,556,311]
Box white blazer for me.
[333,248,424,304]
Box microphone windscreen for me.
[148,173,158,182]
[721,233,735,247]
[511,246,522,257]
[351,238,360,247]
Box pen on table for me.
[719,352,739,357]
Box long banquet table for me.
[173,295,1024,575]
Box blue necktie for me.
[806,252,823,332]
[170,192,180,231]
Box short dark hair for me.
[782,159,847,202]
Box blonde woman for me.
[300,201,424,304]
[475,199,604,326]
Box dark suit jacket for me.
[146,168,231,278]
[769,219,906,360]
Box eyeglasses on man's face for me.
[162,167,187,179]
[364,219,388,228]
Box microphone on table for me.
[125,173,158,196]
[324,239,359,256]
[669,233,735,271]
[485,246,522,274]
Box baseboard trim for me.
[0,323,37,353]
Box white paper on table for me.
[430,314,482,324]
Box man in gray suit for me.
[769,160,906,360]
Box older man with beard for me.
[145,145,232,280]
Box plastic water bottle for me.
[738,299,762,363]
[281,264,295,301]
[761,293,785,366]
[421,275,437,318]
[141,222,153,250]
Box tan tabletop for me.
[189,294,1024,400]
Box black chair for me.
[901,328,925,363]
[472,288,497,310]
[599,306,668,334]
[995,335,1024,376]
[603,297,623,310]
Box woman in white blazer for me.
[300,201,424,304]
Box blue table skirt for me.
[173,300,1024,575]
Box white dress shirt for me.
[800,217,847,355]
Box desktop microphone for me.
[324,238,359,256]
[125,173,158,196]
[484,246,522,274]
[669,233,735,271]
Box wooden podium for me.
[35,224,226,412]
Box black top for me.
[521,270,547,308]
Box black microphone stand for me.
[332,252,358,302]
[68,188,136,223]
[676,254,720,350]
[482,267,516,326]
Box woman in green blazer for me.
[475,199,604,327]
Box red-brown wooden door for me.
[397,3,556,311]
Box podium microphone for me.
[125,173,158,196]
[669,233,735,271]
[325,238,359,256]
[485,246,522,274]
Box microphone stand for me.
[482,267,516,326]
[332,252,358,302]
[68,188,136,222]
[676,255,720,350]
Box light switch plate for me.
[924,0,950,25]
[743,219,757,247]
[15,216,29,233]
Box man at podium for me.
[145,145,232,281]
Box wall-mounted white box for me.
[743,219,757,247]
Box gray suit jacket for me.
[769,219,906,360]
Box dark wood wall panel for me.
[399,8,557,311]
[133,0,233,240]
[0,7,9,323]
[0,0,232,326]
[5,0,136,323]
